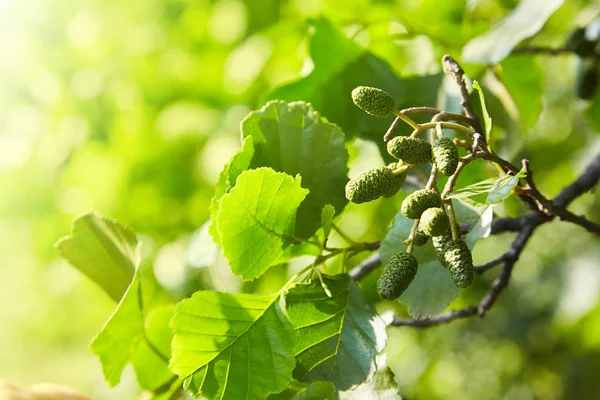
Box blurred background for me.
[1,0,600,399]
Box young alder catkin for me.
[387,137,432,165]
[443,239,474,288]
[432,137,459,176]
[345,166,395,204]
[419,207,451,237]
[401,189,442,219]
[351,86,395,118]
[377,252,418,300]
[433,231,452,267]
[383,163,407,198]
[412,230,429,246]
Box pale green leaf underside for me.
[90,265,173,387]
[56,211,138,302]
[285,275,387,390]
[339,356,401,400]
[90,269,143,386]
[216,167,309,281]
[462,0,565,64]
[132,305,175,392]
[170,291,295,400]
[399,260,461,318]
[241,100,349,238]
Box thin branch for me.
[383,116,403,142]
[387,151,600,328]
[349,253,381,280]
[442,55,484,137]
[477,224,537,317]
[474,254,506,273]
[390,307,478,327]
[554,154,600,207]
[511,46,574,56]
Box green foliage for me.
[473,80,493,145]
[345,166,395,204]
[448,167,526,206]
[170,292,295,399]
[56,212,138,302]
[461,0,566,63]
[266,17,441,152]
[321,204,336,245]
[24,2,600,399]
[386,137,432,165]
[285,275,387,390]
[216,168,308,280]
[209,136,255,244]
[241,100,349,238]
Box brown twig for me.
[442,55,485,137]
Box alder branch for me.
[388,154,600,328]
[511,46,600,58]
[352,54,600,328]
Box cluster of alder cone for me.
[345,86,473,301]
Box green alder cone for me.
[345,166,395,204]
[412,230,429,246]
[351,86,395,118]
[433,231,452,267]
[401,189,441,219]
[377,252,418,300]
[432,137,459,176]
[443,239,474,288]
[386,137,432,165]
[383,163,407,198]
[419,207,451,237]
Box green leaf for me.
[338,355,401,400]
[268,381,336,400]
[465,205,493,250]
[461,0,565,64]
[56,211,138,302]
[90,264,172,386]
[132,305,176,392]
[285,274,387,390]
[399,260,461,318]
[209,135,255,243]
[242,101,348,238]
[170,291,295,400]
[453,199,493,250]
[447,168,525,206]
[486,168,525,205]
[265,18,441,158]
[380,211,458,317]
[473,80,492,145]
[321,204,336,245]
[215,167,309,280]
